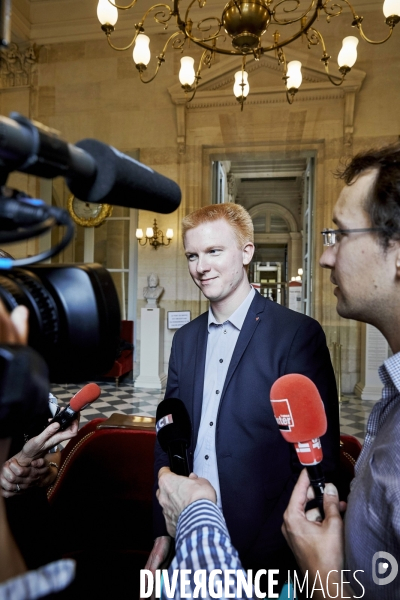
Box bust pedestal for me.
[134,307,167,390]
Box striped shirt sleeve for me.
[162,500,254,600]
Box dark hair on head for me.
[336,142,400,249]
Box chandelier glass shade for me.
[136,219,174,248]
[97,0,400,106]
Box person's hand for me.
[157,467,217,537]
[15,417,79,467]
[0,457,48,497]
[0,418,79,497]
[0,303,28,345]
[282,469,347,597]
[141,536,172,600]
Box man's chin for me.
[334,291,348,318]
[335,297,360,321]
[197,286,217,302]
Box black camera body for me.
[0,263,121,382]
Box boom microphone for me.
[0,113,181,214]
[156,398,191,477]
[68,139,181,214]
[49,383,101,431]
[270,374,327,517]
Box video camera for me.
[0,112,181,433]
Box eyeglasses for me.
[321,228,381,247]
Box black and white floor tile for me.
[50,379,162,425]
[50,380,376,445]
[339,395,376,444]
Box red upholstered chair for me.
[48,414,156,599]
[338,433,362,500]
[104,320,134,386]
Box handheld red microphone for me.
[49,383,101,430]
[270,373,327,516]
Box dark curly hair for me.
[336,142,400,249]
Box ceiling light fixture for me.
[136,218,174,249]
[97,0,400,107]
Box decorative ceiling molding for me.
[12,3,31,42]
[168,51,366,152]
[0,42,37,89]
[10,0,390,44]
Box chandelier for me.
[136,219,174,248]
[97,0,399,107]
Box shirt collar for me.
[208,286,255,332]
[380,350,400,392]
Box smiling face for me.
[320,169,399,327]
[183,218,254,312]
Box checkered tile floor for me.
[339,394,376,444]
[50,380,162,425]
[50,381,375,444]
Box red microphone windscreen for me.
[270,374,327,444]
[70,383,101,411]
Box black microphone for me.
[48,383,101,431]
[156,398,191,477]
[0,113,95,181]
[67,139,181,214]
[0,113,181,214]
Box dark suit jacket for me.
[154,292,340,569]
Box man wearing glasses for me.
[283,142,400,598]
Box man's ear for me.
[243,242,255,266]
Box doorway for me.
[211,155,315,315]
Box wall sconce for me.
[136,218,173,249]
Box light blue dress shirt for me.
[193,286,255,508]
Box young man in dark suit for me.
[146,203,340,588]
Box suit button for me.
[210,422,213,426]
[205,455,209,460]
[216,390,220,394]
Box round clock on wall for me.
[67,195,113,227]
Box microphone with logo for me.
[156,398,191,477]
[48,382,102,431]
[270,373,327,518]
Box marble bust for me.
[143,273,164,306]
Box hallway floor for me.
[51,379,376,445]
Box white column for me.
[134,307,167,390]
[355,323,389,401]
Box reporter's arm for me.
[145,468,217,584]
[1,419,78,497]
[16,418,79,466]
[163,500,254,600]
[282,469,353,599]
[157,468,216,537]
